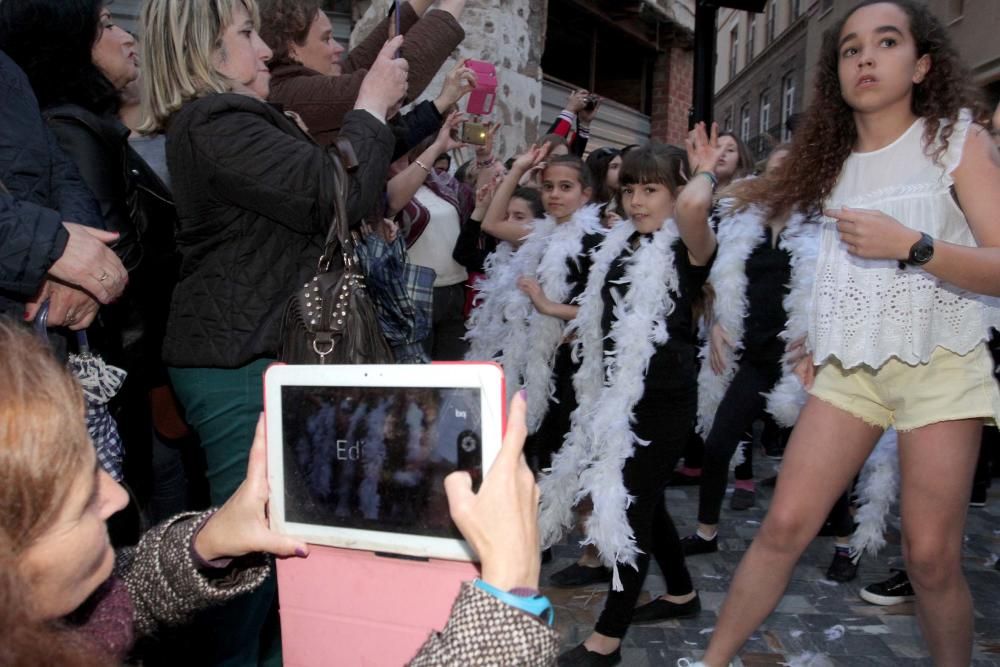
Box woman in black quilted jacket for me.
[138,0,406,663]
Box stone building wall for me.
[352,0,549,159]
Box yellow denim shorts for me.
[809,343,1000,431]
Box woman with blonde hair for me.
[139,0,407,662]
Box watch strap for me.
[473,579,554,626]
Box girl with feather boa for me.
[677,150,852,570]
[546,129,722,666]
[465,151,605,469]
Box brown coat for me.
[269,6,465,147]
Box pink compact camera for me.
[464,59,497,116]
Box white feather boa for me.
[521,205,604,431]
[465,206,604,431]
[539,219,681,590]
[696,207,821,436]
[851,428,900,558]
[465,218,555,402]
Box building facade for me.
[718,0,1000,163]
[113,0,695,155]
[713,0,809,162]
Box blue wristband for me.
[473,579,554,626]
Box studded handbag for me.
[278,147,394,365]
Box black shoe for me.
[542,548,553,564]
[631,593,701,623]
[970,484,987,508]
[558,643,622,666]
[729,488,755,511]
[826,551,859,583]
[680,533,718,556]
[859,569,915,605]
[668,471,702,486]
[549,562,613,588]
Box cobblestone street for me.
[542,461,1000,666]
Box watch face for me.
[912,236,934,264]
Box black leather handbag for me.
[278,150,394,365]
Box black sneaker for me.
[859,569,915,605]
[680,533,718,556]
[631,593,701,623]
[558,643,621,666]
[970,484,987,508]
[729,488,755,511]
[548,562,613,588]
[826,551,859,583]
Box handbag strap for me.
[318,141,356,271]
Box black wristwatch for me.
[900,232,934,269]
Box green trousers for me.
[169,359,281,667]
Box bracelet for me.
[476,156,496,168]
[414,159,432,174]
[473,579,554,626]
[695,170,718,191]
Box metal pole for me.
[691,0,718,128]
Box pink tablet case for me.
[271,361,505,665]
[277,548,478,666]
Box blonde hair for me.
[139,0,261,132]
[0,320,91,554]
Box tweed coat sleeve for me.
[408,582,559,666]
[116,511,269,637]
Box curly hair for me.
[259,0,323,68]
[0,0,120,115]
[731,0,988,217]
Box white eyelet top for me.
[809,110,1000,370]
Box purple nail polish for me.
[518,389,527,401]
[295,548,307,557]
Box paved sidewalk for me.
[542,462,1000,666]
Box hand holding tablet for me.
[265,363,507,560]
[445,390,540,591]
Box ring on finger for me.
[98,271,110,282]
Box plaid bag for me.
[355,231,435,363]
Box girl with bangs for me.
[466,149,605,474]
[540,132,724,665]
[686,2,1000,665]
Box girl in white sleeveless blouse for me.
[688,3,1000,667]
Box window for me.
[822,0,833,11]
[759,91,771,136]
[724,107,733,132]
[729,26,740,79]
[781,74,795,141]
[766,1,776,43]
[747,14,756,63]
[790,0,800,19]
[740,103,751,142]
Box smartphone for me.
[460,121,488,146]
[464,60,497,116]
[389,0,401,56]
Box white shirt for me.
[809,110,1000,369]
[406,186,469,288]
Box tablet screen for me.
[280,386,482,539]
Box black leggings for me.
[525,344,577,472]
[595,380,696,638]
[698,358,781,525]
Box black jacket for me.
[0,50,101,314]
[162,94,394,368]
[43,103,179,385]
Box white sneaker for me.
[677,660,742,667]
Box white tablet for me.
[264,363,506,562]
